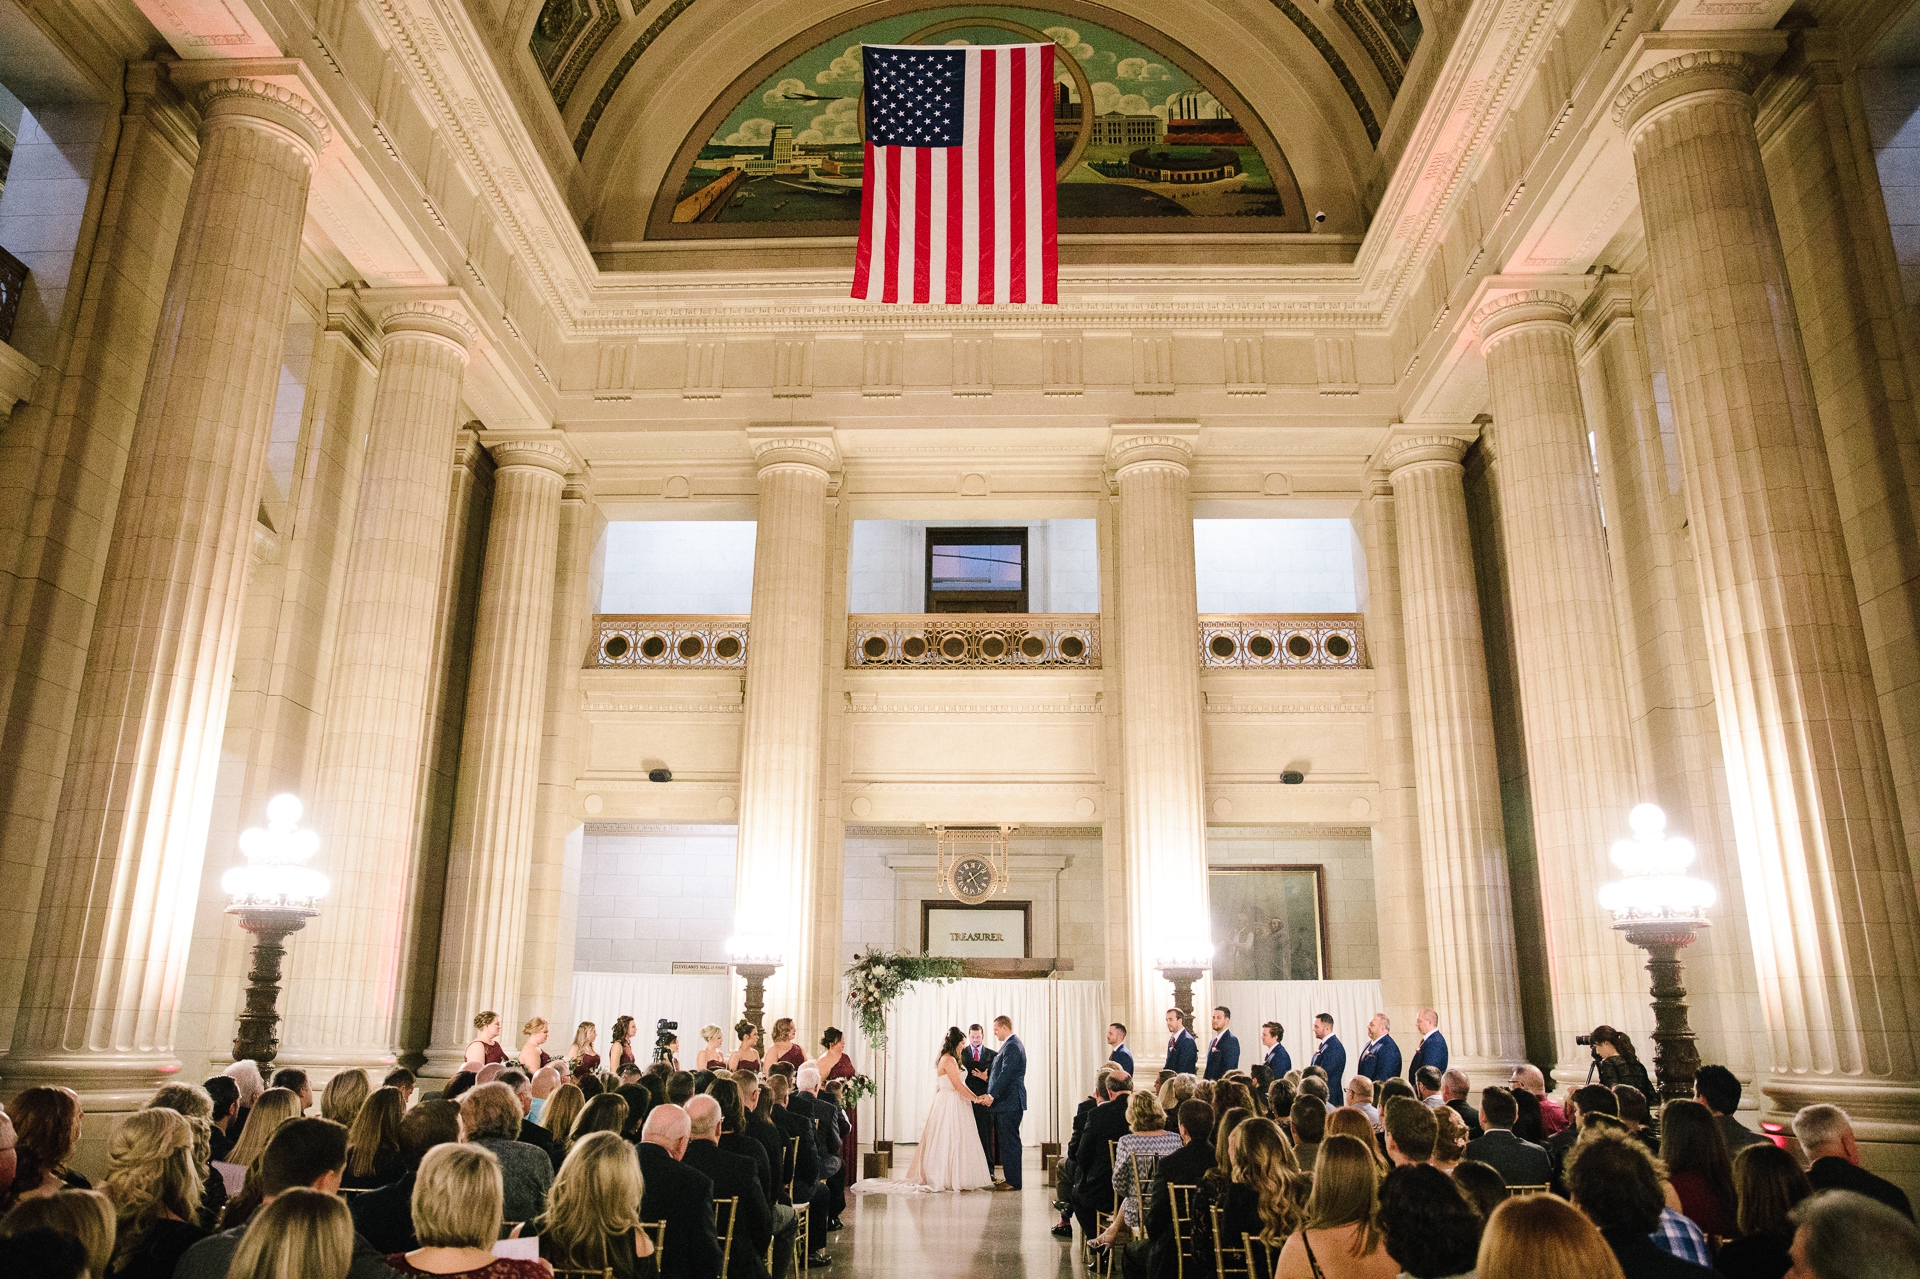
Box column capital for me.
[1107,425,1197,478]
[480,431,583,478]
[358,288,481,358]
[1473,289,1579,346]
[747,426,839,478]
[167,62,330,158]
[1613,50,1754,137]
[1381,432,1473,476]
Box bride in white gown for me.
[858,1026,994,1193]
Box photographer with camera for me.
[1579,1025,1655,1097]
[655,1019,681,1068]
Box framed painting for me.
[1208,866,1327,981]
[922,901,1032,958]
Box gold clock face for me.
[952,856,996,904]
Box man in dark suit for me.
[980,1015,1028,1189]
[1163,1009,1198,1075]
[961,1024,997,1168]
[684,1096,777,1279]
[350,1100,461,1254]
[1544,1085,1618,1196]
[1407,1008,1448,1080]
[767,1072,824,1241]
[1462,1087,1553,1188]
[708,1080,775,1207]
[1070,1077,1134,1239]
[789,1068,842,1264]
[1053,1067,1116,1240]
[1308,1013,1347,1096]
[737,1076,793,1213]
[1355,1013,1403,1084]
[1106,1023,1134,1083]
[636,1103,727,1279]
[1795,1103,1914,1220]
[1202,1007,1239,1081]
[1439,1069,1481,1140]
[1258,1021,1291,1076]
[1140,1099,1218,1279]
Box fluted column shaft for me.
[1109,432,1209,1057]
[1384,437,1527,1077]
[1476,294,1645,1079]
[732,435,834,1026]
[1620,54,1920,1148]
[425,438,572,1073]
[6,79,326,1099]
[286,299,475,1067]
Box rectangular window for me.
[925,527,1028,613]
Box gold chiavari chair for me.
[1168,1185,1200,1279]
[785,1134,812,1271]
[713,1197,739,1278]
[1128,1151,1161,1242]
[1209,1205,1253,1279]
[1507,1183,1551,1196]
[1245,1235,1281,1279]
[550,1270,615,1279]
[1090,1211,1117,1279]
[640,1219,667,1271]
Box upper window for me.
[927,528,1029,613]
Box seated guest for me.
[1070,1074,1134,1241]
[381,1069,416,1108]
[442,1072,478,1103]
[1475,1193,1626,1279]
[1449,1160,1507,1220]
[1268,1079,1295,1125]
[1379,1163,1483,1279]
[228,1088,303,1173]
[540,1084,586,1165]
[1463,1087,1552,1188]
[1326,1107,1389,1176]
[1137,1099,1216,1279]
[1430,1107,1469,1174]
[1089,1091,1183,1249]
[1274,1135,1400,1279]
[321,1070,371,1128]
[527,1066,562,1126]
[705,1080,775,1210]
[174,1116,398,1279]
[221,1062,266,1137]
[201,1078,240,1164]
[1511,1087,1546,1144]
[1545,1085,1619,1191]
[1714,1143,1810,1279]
[1794,1103,1915,1220]
[1412,1068,1445,1108]
[569,1094,630,1150]
[1694,1065,1767,1155]
[1439,1070,1480,1138]
[495,1072,558,1167]
[1345,1077,1380,1131]
[1299,1077,1332,1111]
[141,1084,225,1229]
[342,1087,407,1189]
[349,1100,461,1256]
[384,1144,547,1279]
[271,1068,314,1116]
[0,1188,115,1278]
[1567,1128,1715,1277]
[1615,1086,1658,1148]
[1383,1098,1437,1168]
[100,1108,206,1279]
[458,1082,552,1225]
[617,1085,654,1142]
[1659,1099,1736,1239]
[1216,1118,1306,1255]
[226,1187,353,1279]
[682,1095,773,1279]
[1288,1096,1326,1172]
[4,1087,86,1208]
[1784,1189,1920,1279]
[635,1104,725,1279]
[523,1131,657,1278]
[1509,1066,1565,1136]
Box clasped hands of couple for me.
[968,1064,995,1105]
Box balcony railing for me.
[1198,614,1368,668]
[848,614,1101,668]
[588,615,748,668]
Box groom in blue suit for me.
[979,1014,1028,1189]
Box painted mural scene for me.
[667,5,1348,230]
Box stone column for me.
[284,296,477,1068]
[425,435,576,1074]
[5,76,326,1101]
[1382,435,1527,1079]
[731,431,835,1028]
[1619,52,1920,1168]
[1108,429,1209,1059]
[1474,291,1646,1081]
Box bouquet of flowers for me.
[844,951,964,1051]
[841,1073,876,1109]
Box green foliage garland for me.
[844,951,965,1052]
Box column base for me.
[1,1049,187,1113]
[1761,1075,1920,1203]
[420,1042,475,1084]
[1443,1055,1531,1094]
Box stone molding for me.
[1573,276,1637,359]
[191,77,331,157]
[376,299,480,357]
[1613,50,1755,136]
[1107,431,1195,480]
[1472,288,1579,345]
[749,432,839,477]
[1381,434,1471,473]
[482,434,578,476]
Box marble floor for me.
[828,1160,1081,1277]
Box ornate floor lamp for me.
[223,795,327,1064]
[1599,804,1715,1101]
[727,936,784,1033]
[1156,940,1214,1035]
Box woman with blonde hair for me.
[1221,1118,1308,1247]
[224,1088,302,1172]
[385,1143,547,1278]
[694,1025,726,1071]
[101,1108,206,1279]
[142,1084,225,1228]
[564,1022,602,1076]
[1474,1193,1625,1279]
[343,1087,408,1189]
[1325,1105,1391,1174]
[1089,1090,1184,1249]
[4,1087,85,1208]
[227,1187,353,1279]
[517,1018,553,1074]
[0,1188,116,1277]
[1274,1135,1399,1279]
[464,1011,507,1069]
[319,1069,370,1128]
[541,1084,586,1159]
[523,1131,657,1277]
[767,1018,805,1068]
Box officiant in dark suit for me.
[961,1023,997,1166]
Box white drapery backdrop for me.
[869,978,1108,1150]
[1211,980,1383,1070]
[570,972,733,1063]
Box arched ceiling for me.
[500,0,1438,250]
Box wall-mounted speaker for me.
[649,768,673,783]
[1280,771,1305,785]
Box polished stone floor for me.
[828,1158,1080,1277]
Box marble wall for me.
[572,824,738,973]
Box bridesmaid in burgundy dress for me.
[769,1018,806,1069]
[464,1012,508,1069]
[818,1027,858,1177]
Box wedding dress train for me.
[852,1065,994,1194]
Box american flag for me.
[852,42,1058,305]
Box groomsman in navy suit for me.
[1260,1021,1292,1076]
[1406,1008,1449,1080]
[1355,1013,1403,1084]
[1164,1008,1199,1074]
[1106,1023,1134,1082]
[1203,1007,1240,1081]
[1309,1013,1347,1096]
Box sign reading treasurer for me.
[923,904,1030,959]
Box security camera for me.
[648,768,672,783]
[1313,210,1327,226]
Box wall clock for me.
[932,824,1015,905]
